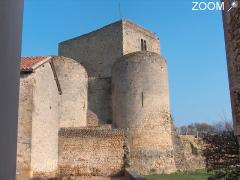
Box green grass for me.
[146,170,210,180]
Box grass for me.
[146,170,210,180]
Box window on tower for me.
[141,39,147,51]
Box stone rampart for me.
[58,128,126,177]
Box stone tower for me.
[112,51,176,174]
[58,20,160,123]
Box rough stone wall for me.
[17,62,60,179]
[58,21,123,78]
[59,22,123,123]
[125,116,176,175]
[122,20,160,55]
[180,136,205,170]
[222,0,240,135]
[58,128,126,177]
[112,51,175,175]
[58,19,160,77]
[16,74,34,179]
[30,63,59,177]
[112,51,170,128]
[87,110,104,127]
[88,77,112,123]
[53,56,88,127]
[173,135,206,171]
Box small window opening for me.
[141,39,147,51]
[141,92,144,107]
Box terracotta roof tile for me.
[20,56,51,72]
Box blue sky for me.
[22,0,231,127]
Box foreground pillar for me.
[222,0,240,136]
[0,0,24,179]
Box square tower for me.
[59,20,160,78]
[58,20,160,123]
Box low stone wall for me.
[173,135,206,172]
[58,128,126,177]
[180,135,205,170]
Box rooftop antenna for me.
[118,0,122,20]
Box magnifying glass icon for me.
[228,1,238,12]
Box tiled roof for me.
[20,56,51,72]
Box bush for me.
[202,131,240,179]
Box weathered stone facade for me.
[17,73,34,179]
[88,77,112,123]
[173,135,206,171]
[30,61,59,177]
[53,56,88,128]
[58,128,126,177]
[222,0,240,136]
[122,20,160,55]
[17,57,60,179]
[17,56,88,179]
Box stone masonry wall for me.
[58,128,126,177]
[17,73,34,179]
[53,56,88,127]
[87,110,102,127]
[58,21,123,78]
[59,21,123,124]
[127,116,176,175]
[88,77,112,123]
[173,135,206,171]
[223,0,240,135]
[122,20,160,55]
[31,63,59,177]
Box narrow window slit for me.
[141,39,147,51]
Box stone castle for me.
[17,20,205,179]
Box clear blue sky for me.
[22,0,231,127]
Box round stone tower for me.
[52,56,88,128]
[111,51,176,175]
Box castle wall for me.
[87,110,101,127]
[88,77,112,123]
[17,74,34,179]
[222,0,240,135]
[176,135,205,171]
[58,128,126,177]
[53,56,88,127]
[58,21,123,78]
[59,21,123,123]
[112,51,175,175]
[30,63,59,177]
[122,20,160,55]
